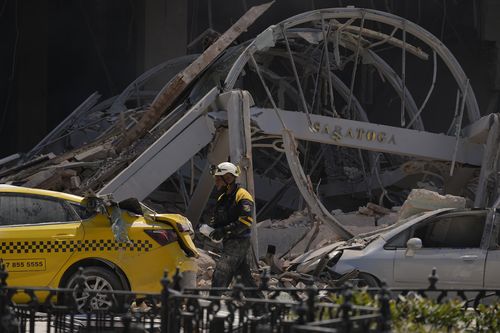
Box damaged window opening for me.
[0,194,80,226]
[412,213,486,248]
[69,202,94,220]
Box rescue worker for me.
[208,162,264,300]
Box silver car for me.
[291,202,500,289]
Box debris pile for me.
[192,204,396,289]
[256,205,397,261]
[194,249,216,288]
[248,188,479,291]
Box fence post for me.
[160,270,170,333]
[260,268,270,291]
[172,267,183,291]
[295,301,307,326]
[378,281,392,333]
[73,267,87,311]
[210,315,225,332]
[305,277,315,323]
[121,312,132,333]
[231,275,244,301]
[0,261,19,333]
[340,283,353,333]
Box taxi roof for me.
[0,184,84,203]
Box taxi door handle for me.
[52,234,75,239]
[460,255,478,261]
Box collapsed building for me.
[1,5,499,276]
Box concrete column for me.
[185,129,230,226]
[218,90,259,260]
[217,91,256,198]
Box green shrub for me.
[325,290,500,332]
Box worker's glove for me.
[209,228,225,242]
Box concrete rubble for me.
[194,249,216,288]
[193,188,467,290]
[398,188,467,220]
[195,201,400,288]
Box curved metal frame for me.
[223,7,480,125]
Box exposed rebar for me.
[281,25,314,130]
[346,12,365,115]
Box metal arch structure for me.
[243,43,426,188]
[214,6,487,209]
[98,6,497,228]
[268,31,424,130]
[223,7,480,126]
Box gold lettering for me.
[356,128,365,140]
[366,131,376,141]
[331,131,342,142]
[322,124,330,134]
[315,123,394,145]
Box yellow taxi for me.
[0,185,198,309]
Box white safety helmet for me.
[210,162,240,177]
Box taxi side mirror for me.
[405,237,422,257]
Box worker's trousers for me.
[211,238,264,299]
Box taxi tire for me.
[64,266,126,312]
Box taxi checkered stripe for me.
[0,239,153,254]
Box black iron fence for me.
[1,265,498,333]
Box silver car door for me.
[394,211,487,289]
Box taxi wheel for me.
[64,266,125,312]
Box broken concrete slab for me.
[0,153,55,179]
[367,202,392,215]
[70,176,81,189]
[42,160,102,170]
[23,169,58,188]
[74,144,114,162]
[398,188,467,220]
